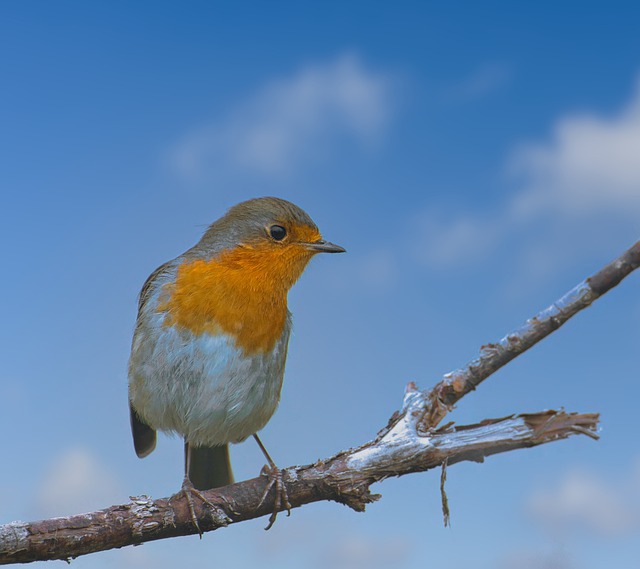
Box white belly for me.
[128,314,290,447]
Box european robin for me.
[128,197,344,530]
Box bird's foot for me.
[178,477,216,538]
[257,463,291,530]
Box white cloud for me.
[528,466,640,538]
[415,76,640,274]
[37,447,122,518]
[511,79,640,218]
[171,54,395,180]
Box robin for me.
[128,197,345,531]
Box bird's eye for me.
[269,225,287,241]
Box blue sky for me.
[2,2,640,567]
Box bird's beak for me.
[304,239,346,254]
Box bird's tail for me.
[186,443,234,490]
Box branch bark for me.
[2,240,638,565]
[418,240,640,429]
[0,402,597,565]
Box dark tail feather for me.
[186,443,234,490]
[130,404,157,458]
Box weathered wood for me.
[0,393,598,564]
[418,240,640,429]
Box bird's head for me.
[196,197,345,290]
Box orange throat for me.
[157,243,315,354]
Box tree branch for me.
[0,394,597,564]
[418,240,640,429]
[2,240,638,564]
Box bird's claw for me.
[257,464,291,530]
[178,477,216,538]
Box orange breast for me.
[158,242,315,354]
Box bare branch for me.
[0,387,598,564]
[419,240,640,429]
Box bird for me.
[127,196,345,531]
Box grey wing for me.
[128,261,175,458]
[135,261,174,320]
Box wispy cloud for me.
[511,79,640,219]
[415,76,640,280]
[250,518,412,568]
[528,463,640,538]
[443,62,511,102]
[171,54,396,181]
[412,209,505,269]
[37,447,122,518]
[317,533,411,569]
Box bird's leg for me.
[176,442,217,538]
[179,476,205,538]
[254,434,291,530]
